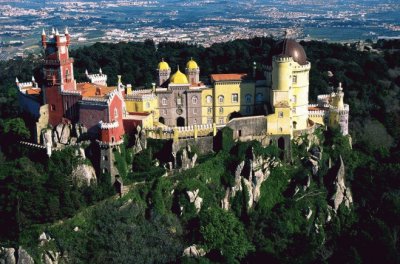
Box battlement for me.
[99,120,119,129]
[273,56,293,63]
[144,123,215,140]
[330,104,350,113]
[309,109,327,117]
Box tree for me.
[199,207,253,262]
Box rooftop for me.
[211,73,247,82]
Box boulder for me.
[71,164,97,187]
[17,247,33,264]
[0,247,16,264]
[186,189,203,213]
[182,245,206,257]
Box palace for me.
[17,28,349,183]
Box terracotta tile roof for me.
[76,82,116,98]
[211,73,247,82]
[308,106,326,111]
[26,88,41,95]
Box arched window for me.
[206,95,212,104]
[162,97,167,105]
[218,95,224,103]
[256,93,263,103]
[245,94,252,103]
[246,106,251,114]
[192,96,198,105]
[146,102,150,109]
[114,107,118,118]
[219,107,224,113]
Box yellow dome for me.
[158,59,170,70]
[186,58,198,69]
[170,69,189,84]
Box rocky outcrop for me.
[178,146,197,171]
[42,129,53,157]
[17,247,33,264]
[0,247,16,264]
[186,189,203,213]
[53,123,71,145]
[38,232,62,264]
[71,163,97,187]
[223,148,280,210]
[132,126,147,154]
[182,245,206,257]
[330,155,353,212]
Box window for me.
[256,93,263,103]
[193,119,197,125]
[114,107,118,118]
[145,102,150,109]
[219,118,224,124]
[50,104,55,111]
[192,96,198,105]
[232,93,238,103]
[207,107,212,114]
[278,111,284,118]
[219,107,224,114]
[218,95,224,103]
[245,94,252,103]
[292,108,296,114]
[193,108,197,114]
[293,121,297,129]
[292,75,297,83]
[162,97,167,105]
[207,118,213,124]
[246,106,251,114]
[163,109,167,115]
[292,95,297,103]
[177,97,182,105]
[206,95,212,104]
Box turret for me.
[336,82,344,110]
[185,58,200,84]
[41,29,46,48]
[65,27,70,45]
[157,58,171,86]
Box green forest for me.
[0,38,399,263]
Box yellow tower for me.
[267,38,311,135]
[157,58,171,86]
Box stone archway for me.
[159,117,165,124]
[177,117,185,127]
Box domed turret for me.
[270,38,307,65]
[186,58,198,69]
[157,58,171,86]
[170,68,189,84]
[158,58,170,70]
[185,58,200,84]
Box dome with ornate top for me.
[170,68,189,84]
[186,58,198,69]
[270,38,307,66]
[158,59,170,70]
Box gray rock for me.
[182,245,206,257]
[17,247,33,264]
[0,247,16,264]
[330,155,353,212]
[186,189,203,213]
[71,164,97,187]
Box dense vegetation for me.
[0,38,399,263]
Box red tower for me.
[42,28,77,127]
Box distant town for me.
[0,0,399,60]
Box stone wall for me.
[225,115,267,139]
[172,136,214,154]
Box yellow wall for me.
[266,106,292,136]
[213,81,255,125]
[125,96,159,125]
[201,88,213,124]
